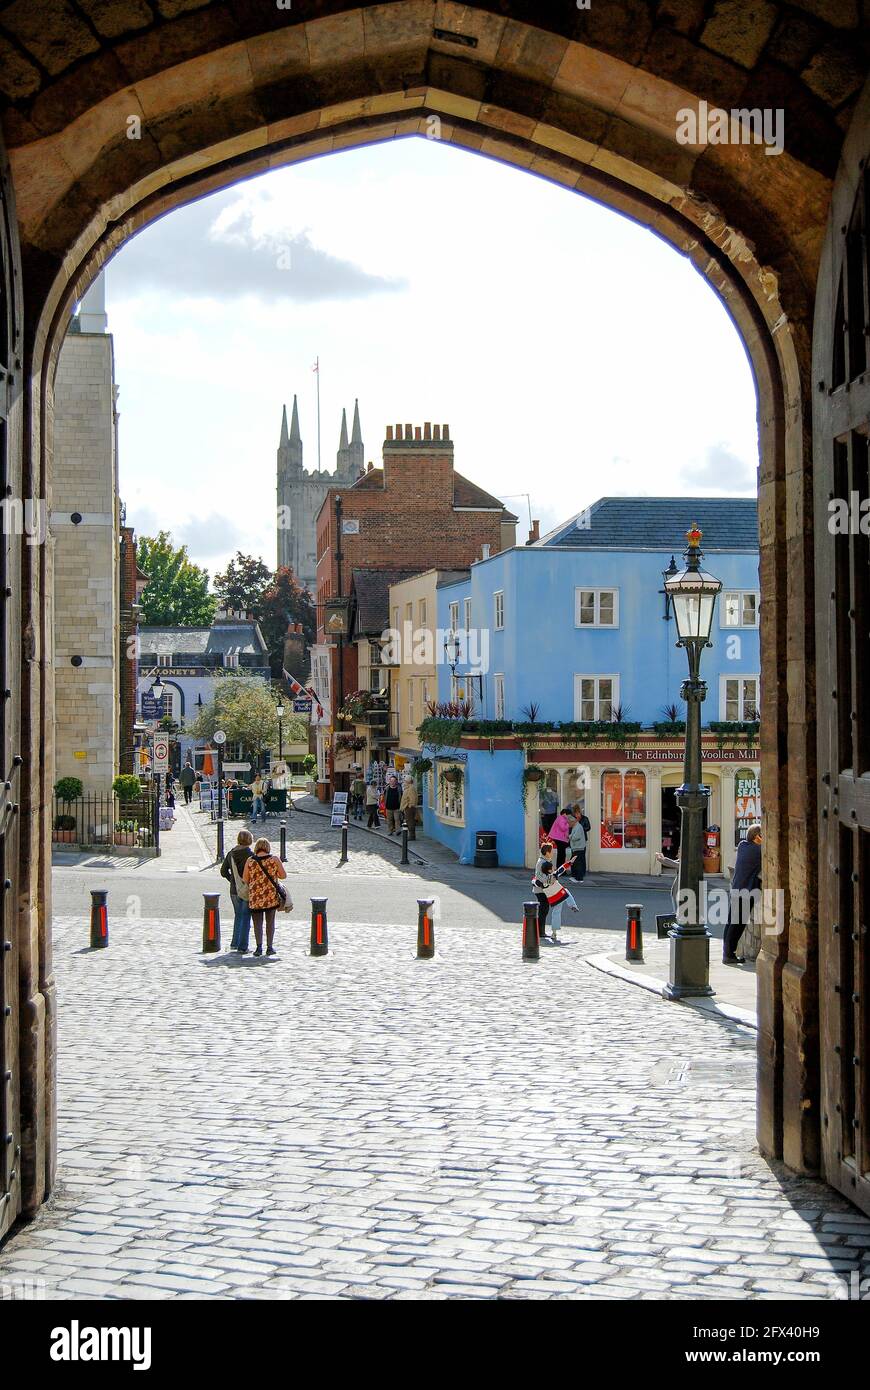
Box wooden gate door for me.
[0,136,23,1239]
[814,82,870,1217]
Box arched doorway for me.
[0,2,861,1222]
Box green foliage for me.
[418,716,465,750]
[53,814,76,831]
[188,680,303,766]
[259,566,316,675]
[462,720,514,737]
[708,720,760,752]
[212,552,272,614]
[652,720,686,740]
[112,774,143,801]
[54,776,83,802]
[138,531,216,627]
[521,764,546,810]
[302,754,317,776]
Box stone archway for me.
[0,1,860,1222]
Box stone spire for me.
[278,394,303,476]
[351,397,362,446]
[279,403,289,447]
[339,407,349,451]
[342,397,364,478]
[289,394,301,446]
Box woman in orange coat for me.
[242,837,288,957]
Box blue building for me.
[419,498,761,875]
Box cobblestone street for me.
[2,912,869,1301]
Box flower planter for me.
[113,832,136,847]
[523,768,543,782]
[443,770,463,786]
[52,829,77,844]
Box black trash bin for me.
[474,830,498,868]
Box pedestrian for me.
[165,784,176,810]
[549,807,572,868]
[547,872,579,942]
[400,774,418,840]
[242,836,289,957]
[384,773,402,834]
[220,828,254,953]
[250,772,266,824]
[568,807,588,880]
[532,839,556,942]
[350,768,366,821]
[539,781,558,836]
[365,780,381,827]
[724,823,762,963]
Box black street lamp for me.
[663,525,722,1001]
[276,701,285,759]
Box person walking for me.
[568,807,588,881]
[179,763,195,805]
[220,828,254,953]
[539,782,558,837]
[532,839,556,942]
[384,773,402,834]
[242,836,289,957]
[250,773,266,824]
[350,769,366,820]
[365,780,381,828]
[400,774,418,840]
[549,807,572,868]
[724,823,762,963]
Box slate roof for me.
[139,620,268,658]
[351,568,419,637]
[537,497,758,551]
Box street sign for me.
[152,736,169,773]
[223,762,251,772]
[213,730,227,745]
[293,698,312,713]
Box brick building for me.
[310,422,516,790]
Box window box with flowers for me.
[437,763,465,824]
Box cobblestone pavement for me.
[2,915,869,1301]
[193,806,420,878]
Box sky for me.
[99,135,759,581]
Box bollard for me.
[522,900,540,962]
[202,892,221,953]
[280,823,287,863]
[90,889,109,949]
[310,897,329,957]
[216,818,225,862]
[339,821,348,866]
[401,826,409,865]
[656,912,677,940]
[416,898,435,959]
[625,902,644,962]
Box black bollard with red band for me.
[625,902,644,962]
[416,899,435,959]
[90,889,109,949]
[522,900,540,961]
[202,893,221,953]
[310,897,328,957]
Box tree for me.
[213,552,273,615]
[188,678,306,770]
[258,566,316,676]
[138,532,216,627]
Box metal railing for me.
[52,793,158,851]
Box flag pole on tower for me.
[313,356,321,472]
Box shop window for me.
[437,763,464,823]
[734,768,761,846]
[600,769,646,849]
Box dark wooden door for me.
[0,136,23,1240]
[814,83,870,1217]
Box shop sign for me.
[735,773,762,843]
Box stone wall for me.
[51,331,119,794]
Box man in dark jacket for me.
[179,762,195,804]
[724,823,762,962]
[220,829,254,953]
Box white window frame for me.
[494,590,504,631]
[464,596,472,632]
[449,601,460,631]
[719,674,760,722]
[436,761,465,824]
[394,679,401,728]
[720,590,760,629]
[574,588,619,628]
[407,677,415,733]
[494,673,505,720]
[419,598,427,628]
[574,674,619,722]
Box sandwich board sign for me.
[330,792,349,827]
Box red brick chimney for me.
[527,519,540,544]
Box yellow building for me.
[387,569,470,765]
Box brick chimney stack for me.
[527,519,540,544]
[382,418,454,499]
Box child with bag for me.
[242,837,291,957]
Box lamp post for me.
[150,674,165,804]
[276,702,285,759]
[662,525,723,1001]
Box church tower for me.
[276,394,364,593]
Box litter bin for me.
[474,830,498,868]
